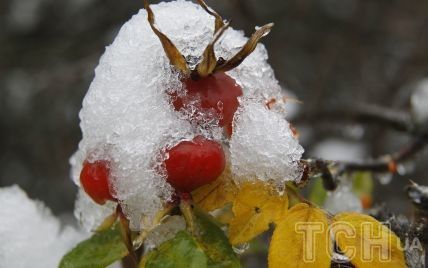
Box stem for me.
[119,212,138,267]
[341,137,426,173]
[179,193,196,235]
[294,102,413,133]
[287,185,310,204]
[297,159,337,190]
[95,207,118,232]
[133,203,174,250]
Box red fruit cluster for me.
[134,0,270,197]
[162,72,243,193]
[161,72,243,193]
[80,73,241,202]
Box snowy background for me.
[1,0,428,222]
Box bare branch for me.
[294,102,414,134]
[298,136,427,189]
[341,136,426,173]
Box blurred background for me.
[1,0,427,220]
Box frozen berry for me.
[171,72,243,133]
[164,136,226,192]
[80,160,115,205]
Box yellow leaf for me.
[332,213,406,268]
[228,181,288,245]
[268,203,331,268]
[192,166,237,212]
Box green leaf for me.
[143,231,208,268]
[60,224,128,268]
[194,208,241,268]
[352,171,374,195]
[308,179,327,206]
[141,210,240,268]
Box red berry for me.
[171,72,243,133]
[80,160,115,205]
[164,136,226,193]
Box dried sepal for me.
[215,23,274,73]
[144,0,273,77]
[196,0,225,34]
[144,0,190,74]
[195,22,230,78]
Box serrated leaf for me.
[332,213,406,268]
[142,231,208,268]
[60,224,128,268]
[268,203,331,268]
[192,166,238,212]
[194,208,241,268]
[228,181,288,245]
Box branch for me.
[294,102,414,134]
[297,136,427,189]
[297,159,338,190]
[342,136,426,172]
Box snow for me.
[312,139,365,213]
[376,172,392,185]
[71,0,302,230]
[311,138,366,162]
[0,185,87,268]
[411,78,428,124]
[281,89,301,120]
[324,180,363,214]
[74,189,116,232]
[144,215,186,251]
[230,99,304,184]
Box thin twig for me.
[287,185,309,203]
[297,159,337,190]
[294,102,414,134]
[341,136,426,173]
[298,136,427,189]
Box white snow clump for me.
[0,185,86,268]
[71,0,303,231]
[324,182,363,214]
[144,215,186,251]
[230,99,304,183]
[74,189,116,232]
